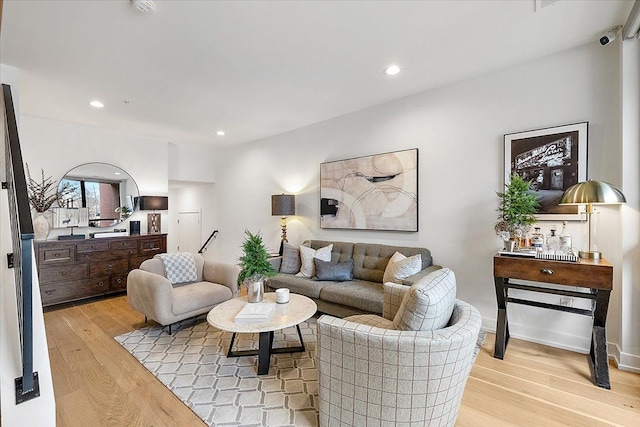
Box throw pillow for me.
[314,258,354,281]
[392,268,456,331]
[280,243,301,274]
[382,251,422,284]
[296,244,333,278]
[157,252,198,285]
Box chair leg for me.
[168,324,172,335]
[144,316,147,323]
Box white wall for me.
[1,66,56,426]
[19,116,170,238]
[212,41,633,360]
[168,142,217,183]
[619,37,640,372]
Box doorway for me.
[177,211,202,253]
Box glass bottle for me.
[531,227,544,252]
[559,221,572,254]
[546,227,560,254]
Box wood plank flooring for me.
[45,295,640,426]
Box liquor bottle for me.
[546,227,560,254]
[531,227,544,252]
[559,221,572,254]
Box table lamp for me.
[136,196,168,233]
[271,194,295,255]
[559,180,626,259]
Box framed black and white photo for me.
[504,122,587,220]
[53,207,89,228]
[320,148,418,231]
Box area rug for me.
[115,316,486,427]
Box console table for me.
[35,233,167,307]
[493,254,613,389]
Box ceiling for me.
[0,1,634,148]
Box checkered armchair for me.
[317,269,482,427]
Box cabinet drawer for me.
[38,243,75,265]
[109,239,138,250]
[77,241,109,252]
[110,273,128,292]
[40,276,110,306]
[139,238,163,253]
[89,259,128,277]
[77,249,131,262]
[494,256,613,290]
[129,254,155,270]
[39,263,88,284]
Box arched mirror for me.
[58,163,139,228]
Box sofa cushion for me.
[382,251,422,284]
[268,273,335,299]
[320,280,383,314]
[171,281,232,315]
[352,243,432,283]
[280,243,302,274]
[314,258,354,282]
[157,253,198,285]
[392,268,456,331]
[296,244,333,277]
[307,240,354,264]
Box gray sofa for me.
[267,240,441,317]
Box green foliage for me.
[237,230,276,284]
[495,174,539,235]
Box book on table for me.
[234,302,276,323]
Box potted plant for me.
[494,173,539,248]
[238,230,277,302]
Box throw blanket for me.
[157,253,197,285]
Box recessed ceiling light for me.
[114,172,121,175]
[216,130,226,136]
[383,65,401,76]
[89,100,104,108]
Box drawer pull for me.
[60,271,67,276]
[44,290,55,295]
[149,244,155,249]
[98,281,105,287]
[116,278,123,284]
[541,269,554,275]
[54,253,60,258]
[107,264,113,270]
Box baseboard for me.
[482,317,640,372]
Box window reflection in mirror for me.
[58,163,138,228]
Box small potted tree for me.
[494,173,539,249]
[238,230,276,302]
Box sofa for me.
[267,240,441,317]
[127,253,240,334]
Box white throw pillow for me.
[383,251,422,284]
[296,244,333,277]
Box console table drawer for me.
[110,273,128,292]
[90,259,128,277]
[38,244,75,265]
[109,239,138,250]
[78,249,131,262]
[40,276,110,305]
[140,237,163,253]
[494,256,612,290]
[77,241,109,252]
[39,263,88,284]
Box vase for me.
[245,279,264,303]
[33,212,50,241]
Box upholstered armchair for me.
[127,253,239,334]
[317,268,482,427]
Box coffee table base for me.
[227,324,306,375]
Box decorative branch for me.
[25,164,73,213]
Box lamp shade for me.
[271,194,295,216]
[559,180,626,205]
[136,196,168,210]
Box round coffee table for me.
[206,292,317,375]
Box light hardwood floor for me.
[45,295,640,426]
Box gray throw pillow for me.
[280,243,301,274]
[314,258,354,282]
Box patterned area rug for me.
[115,316,486,427]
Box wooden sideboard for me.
[35,233,167,307]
